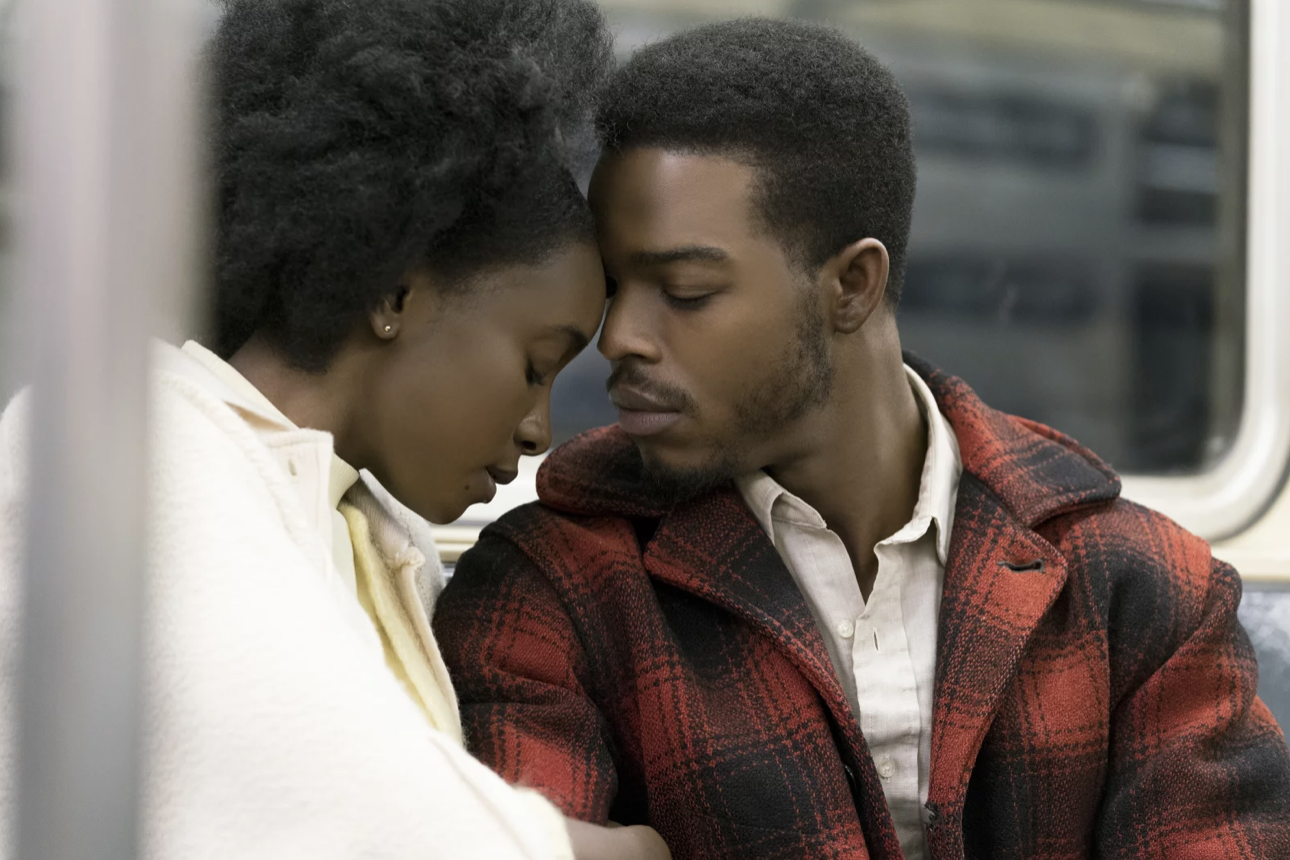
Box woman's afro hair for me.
[210,0,612,369]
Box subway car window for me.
[554,0,1250,479]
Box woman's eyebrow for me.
[631,246,729,266]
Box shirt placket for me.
[776,514,865,708]
[853,541,926,859]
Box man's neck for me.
[763,340,926,600]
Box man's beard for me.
[638,290,834,505]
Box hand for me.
[564,818,672,860]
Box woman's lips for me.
[487,466,518,487]
[616,407,682,437]
[475,466,517,505]
[478,470,498,503]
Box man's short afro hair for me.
[210,0,612,370]
[597,18,916,303]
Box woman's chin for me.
[425,488,485,526]
[379,473,494,525]
[424,498,468,525]
[387,488,462,526]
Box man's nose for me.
[598,286,661,363]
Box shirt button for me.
[878,758,896,779]
[836,620,855,639]
[287,459,298,477]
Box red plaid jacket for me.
[434,360,1290,859]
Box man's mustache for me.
[605,363,696,414]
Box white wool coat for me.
[0,346,571,859]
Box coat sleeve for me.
[1097,555,1290,858]
[434,531,619,823]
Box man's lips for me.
[616,408,683,437]
[609,384,678,413]
[609,385,683,437]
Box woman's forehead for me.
[469,244,606,334]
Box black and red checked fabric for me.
[434,357,1290,860]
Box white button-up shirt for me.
[736,365,962,860]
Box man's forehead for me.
[590,147,759,236]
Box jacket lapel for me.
[642,486,903,858]
[538,429,849,706]
[926,472,1068,844]
[643,487,843,709]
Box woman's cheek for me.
[488,368,536,443]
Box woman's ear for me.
[820,238,890,335]
[370,284,411,340]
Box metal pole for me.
[12,0,202,856]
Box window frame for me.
[1119,0,1290,543]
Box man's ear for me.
[370,282,412,340]
[820,238,889,335]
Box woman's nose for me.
[515,392,553,457]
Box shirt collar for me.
[176,340,360,508]
[735,363,962,566]
[905,364,961,565]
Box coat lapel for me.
[643,486,842,712]
[925,472,1069,847]
[642,485,904,859]
[537,431,846,705]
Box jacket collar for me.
[906,353,1120,526]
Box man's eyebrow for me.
[630,246,729,266]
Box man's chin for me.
[635,446,739,506]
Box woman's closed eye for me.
[526,361,550,387]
